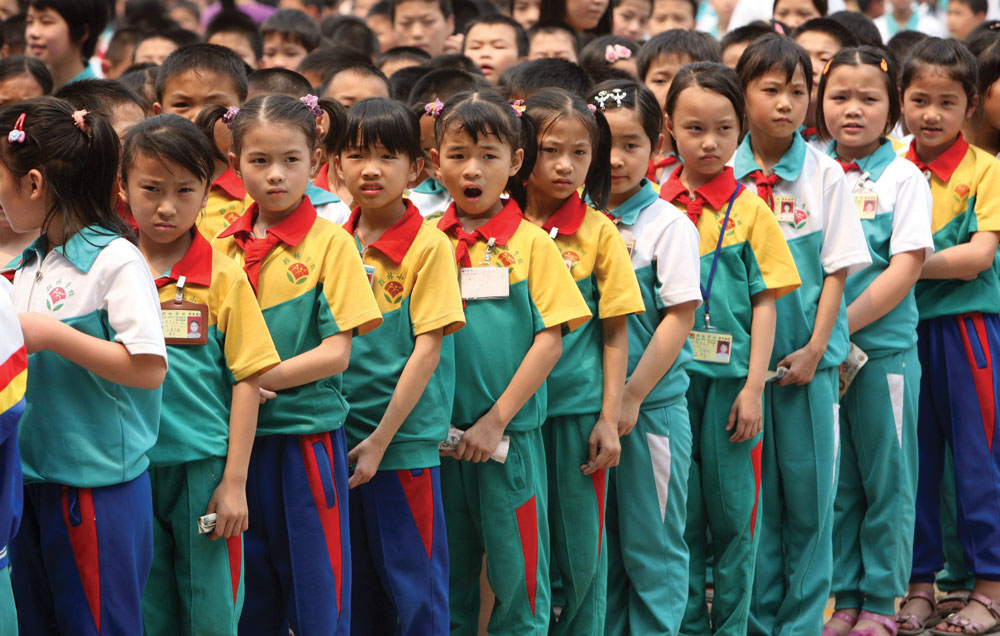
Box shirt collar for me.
[660,165,738,210]
[411,176,447,195]
[306,181,339,206]
[14,225,120,274]
[542,192,587,237]
[826,138,897,182]
[344,200,423,265]
[436,198,523,245]
[313,162,332,192]
[217,195,317,247]
[604,178,659,226]
[163,231,214,287]
[213,166,246,200]
[733,132,807,182]
[905,134,969,182]
[67,64,97,85]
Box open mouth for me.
[464,186,483,198]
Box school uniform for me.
[0,277,25,634]
[665,167,801,636]
[873,4,946,43]
[141,232,281,636]
[538,193,644,636]
[6,226,167,636]
[407,176,453,219]
[308,182,352,225]
[602,179,701,636]
[435,199,591,636]
[196,167,254,241]
[901,135,1000,584]
[823,140,935,616]
[341,201,465,636]
[213,196,383,636]
[734,132,872,636]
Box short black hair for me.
[828,10,882,48]
[368,1,393,18]
[135,27,201,55]
[721,20,782,54]
[539,0,612,35]
[106,27,144,69]
[320,15,381,58]
[901,36,978,105]
[886,31,929,76]
[299,47,372,83]
[55,78,149,120]
[964,26,1000,58]
[376,45,432,70]
[28,0,109,59]
[206,9,264,62]
[119,63,158,106]
[155,43,249,103]
[0,55,53,97]
[389,0,455,21]
[261,9,323,52]
[121,0,174,32]
[579,35,639,76]
[666,61,747,143]
[336,97,422,161]
[637,29,721,82]
[321,63,390,96]
[528,20,580,56]
[500,58,591,99]
[792,17,858,49]
[976,33,1000,99]
[248,68,314,98]
[736,33,814,95]
[463,14,528,57]
[454,0,499,35]
[586,79,662,146]
[422,54,483,75]
[951,0,989,15]
[773,0,827,14]
[1,14,25,56]
[407,67,490,107]
[816,46,900,140]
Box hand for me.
[17,312,61,353]
[582,416,621,475]
[348,435,387,488]
[618,393,641,437]
[204,476,249,540]
[727,386,763,443]
[258,388,277,404]
[458,409,505,463]
[777,342,822,386]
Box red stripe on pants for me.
[957,313,996,451]
[591,469,606,555]
[750,440,763,539]
[226,535,242,604]
[515,495,539,614]
[398,469,435,559]
[62,486,101,632]
[297,433,343,611]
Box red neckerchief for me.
[800,126,818,139]
[646,155,679,182]
[436,199,523,268]
[834,158,861,173]
[661,165,739,225]
[747,169,779,210]
[314,162,332,192]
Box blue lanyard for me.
[699,187,739,329]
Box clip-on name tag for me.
[460,237,510,300]
[853,172,877,220]
[161,275,208,346]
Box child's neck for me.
[0,224,37,265]
[139,230,194,278]
[51,56,85,89]
[835,138,882,162]
[212,158,228,182]
[608,181,641,210]
[355,199,407,246]
[524,189,566,226]
[914,136,957,165]
[254,197,303,237]
[455,199,504,233]
[965,111,1000,156]
[750,128,795,175]
[680,165,721,194]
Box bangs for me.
[342,98,421,159]
[737,34,813,93]
[437,98,517,148]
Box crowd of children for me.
[1,0,1000,635]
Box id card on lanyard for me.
[690,188,738,364]
[161,275,209,346]
[461,237,510,300]
[852,171,878,220]
[353,231,376,286]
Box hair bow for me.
[222,106,240,128]
[424,98,444,118]
[300,94,322,117]
[605,44,632,63]
[594,88,627,110]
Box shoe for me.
[897,590,936,635]
[928,592,1000,635]
[824,610,860,636]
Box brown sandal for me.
[897,590,936,635]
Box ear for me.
[315,115,326,144]
[333,154,345,181]
[666,114,675,138]
[429,147,441,171]
[409,156,425,183]
[446,14,455,36]
[26,169,44,201]
[200,184,210,209]
[653,132,665,157]
[228,151,241,178]
[311,145,322,176]
[118,177,129,206]
[968,94,980,120]
[508,147,524,177]
[153,102,162,115]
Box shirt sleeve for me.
[527,231,592,333]
[102,244,168,360]
[409,232,466,336]
[594,217,646,319]
[890,167,935,258]
[821,168,873,276]
[747,198,802,299]
[215,265,282,382]
[317,228,383,337]
[974,153,1000,233]
[652,216,703,310]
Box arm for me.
[619,300,698,437]
[920,231,1000,281]
[348,329,443,487]
[18,313,166,389]
[847,249,926,334]
[206,373,261,539]
[582,316,628,475]
[458,326,563,463]
[259,331,352,392]
[777,269,847,386]
[728,290,776,442]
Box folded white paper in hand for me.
[439,426,509,463]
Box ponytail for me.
[193,102,230,164]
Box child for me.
[54,79,148,140]
[733,34,871,636]
[772,0,824,29]
[123,114,281,636]
[376,45,432,77]
[540,0,613,34]
[206,9,264,70]
[946,0,987,41]
[0,275,24,635]
[211,93,382,636]
[579,35,640,79]
[612,0,651,42]
[0,55,52,107]
[260,9,322,70]
[721,22,777,70]
[322,63,392,108]
[431,90,591,635]
[522,87,644,635]
[894,37,1000,636]
[511,0,542,30]
[392,0,455,57]
[648,0,698,35]
[874,0,946,44]
[813,46,934,636]
[3,97,168,634]
[965,40,1000,157]
[367,2,398,53]
[25,0,108,88]
[791,18,856,144]
[463,15,528,85]
[335,97,465,636]
[528,21,580,63]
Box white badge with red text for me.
[774,195,796,223]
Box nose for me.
[610,148,625,168]
[267,163,284,183]
[156,196,176,217]
[462,159,482,180]
[361,159,381,179]
[554,152,572,174]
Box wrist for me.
[221,470,247,486]
[805,339,826,357]
[742,378,766,395]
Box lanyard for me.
[353,231,364,255]
[699,187,739,329]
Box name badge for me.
[364,264,375,286]
[460,266,509,300]
[690,328,733,364]
[854,192,877,220]
[161,299,209,345]
[774,195,796,224]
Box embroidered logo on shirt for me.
[383,280,404,304]
[792,207,809,230]
[45,280,74,312]
[954,183,971,206]
[287,262,309,284]
[496,251,516,268]
[562,250,580,270]
[224,210,241,226]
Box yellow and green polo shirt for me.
[197,167,254,241]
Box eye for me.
[484,153,498,160]
[625,142,638,150]
[141,185,158,192]
[179,187,196,194]
[764,87,777,94]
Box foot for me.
[825,609,860,636]
[938,590,973,617]
[898,589,935,632]
[853,612,895,636]
[933,596,1000,634]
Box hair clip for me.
[822,59,833,75]
[7,113,25,144]
[424,98,444,118]
[222,105,240,128]
[71,109,88,133]
[587,103,597,113]
[605,44,632,63]
[510,99,525,118]
[300,94,322,117]
[880,57,889,73]
[594,88,626,110]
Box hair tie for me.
[880,57,889,73]
[822,59,833,75]
[594,88,626,110]
[605,44,632,63]
[7,113,25,144]
[773,22,785,35]
[587,103,597,114]
[300,94,322,117]
[510,99,525,118]
[424,98,444,118]
[222,106,240,128]
[71,109,89,134]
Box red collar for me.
[213,166,246,200]
[660,165,738,209]
[313,162,331,192]
[162,231,214,287]
[541,192,586,237]
[436,198,524,246]
[217,196,317,248]
[905,134,969,182]
[344,200,423,265]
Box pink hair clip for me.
[71,109,88,132]
[587,103,597,114]
[424,98,444,118]
[510,99,526,118]
[7,113,25,144]
[222,106,240,128]
[300,94,322,117]
[605,44,632,63]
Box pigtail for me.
[316,96,346,156]
[78,109,131,238]
[193,102,230,164]
[582,107,612,212]
[508,109,536,212]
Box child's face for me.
[644,52,690,112]
[668,85,739,179]
[336,143,422,214]
[169,6,202,34]
[745,67,810,141]
[261,33,309,70]
[0,72,46,107]
[156,69,243,123]
[794,29,842,122]
[0,0,18,20]
[110,102,147,142]
[380,56,423,77]
[208,32,260,69]
[604,107,656,203]
[648,0,695,35]
[134,36,179,66]
[529,30,577,63]
[393,0,454,57]
[528,114,593,203]
[903,67,976,155]
[464,23,522,84]
[0,166,46,233]
[946,2,985,41]
[612,0,652,41]
[982,78,1000,132]
[511,0,542,30]
[323,70,390,108]
[367,13,398,53]
[721,42,748,71]
[565,0,610,32]
[772,0,821,29]
[126,154,210,249]
[822,64,891,158]
[25,6,79,70]
[232,124,322,216]
[431,126,523,217]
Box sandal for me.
[824,610,860,636]
[938,592,974,620]
[928,592,1000,635]
[849,611,899,636]
[897,590,936,635]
